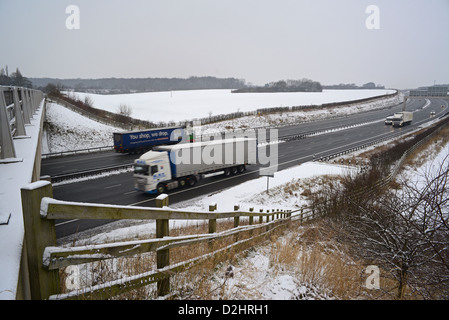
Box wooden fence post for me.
[155,194,169,297]
[21,181,59,300]
[249,208,254,237]
[233,205,240,242]
[233,205,240,228]
[208,203,217,234]
[208,203,217,250]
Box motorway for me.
[42,97,448,238]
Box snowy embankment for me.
[397,132,449,189]
[43,102,123,154]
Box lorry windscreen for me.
[134,164,149,175]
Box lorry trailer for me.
[392,111,413,127]
[113,126,187,153]
[134,137,257,194]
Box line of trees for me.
[323,82,385,89]
[0,66,33,88]
[31,76,247,94]
[233,79,323,93]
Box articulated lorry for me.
[113,126,189,153]
[391,111,413,127]
[384,115,395,125]
[134,138,257,194]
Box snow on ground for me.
[69,89,397,124]
[183,234,334,300]
[43,102,123,154]
[397,133,449,190]
[171,162,353,213]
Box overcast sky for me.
[1,0,448,89]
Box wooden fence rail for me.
[21,181,304,300]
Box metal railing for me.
[0,86,45,160]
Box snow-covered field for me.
[69,89,396,123]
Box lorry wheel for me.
[231,167,238,175]
[238,165,246,173]
[157,183,166,194]
[224,168,231,176]
[187,176,197,187]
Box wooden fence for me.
[22,182,321,300]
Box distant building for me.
[428,85,448,96]
[410,85,448,97]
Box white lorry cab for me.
[134,150,174,194]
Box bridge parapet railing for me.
[0,86,44,160]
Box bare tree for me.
[340,191,426,299]
[84,96,94,108]
[322,152,449,299]
[117,104,133,118]
[396,154,449,298]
